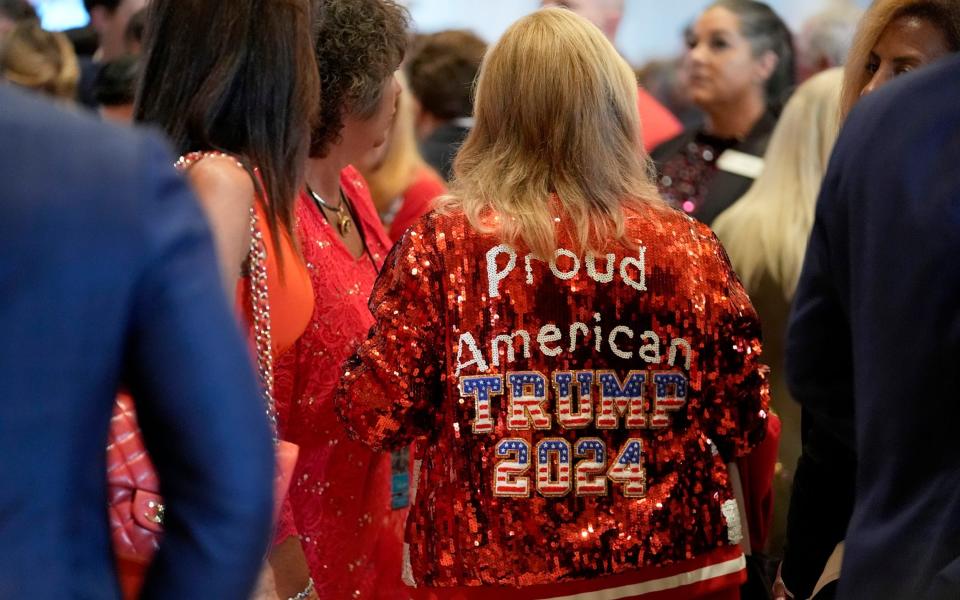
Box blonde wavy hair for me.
[360,71,429,212]
[713,68,843,301]
[0,21,79,100]
[442,7,660,258]
[840,0,960,120]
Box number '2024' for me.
[459,369,689,498]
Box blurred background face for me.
[684,6,766,111]
[860,14,951,97]
[539,0,623,40]
[90,0,147,60]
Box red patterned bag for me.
[107,393,299,597]
[106,153,297,598]
[107,393,164,562]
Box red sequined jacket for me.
[336,203,769,595]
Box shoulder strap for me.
[175,151,279,443]
[175,150,247,173]
[247,208,280,443]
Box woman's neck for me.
[703,91,767,141]
[304,151,349,202]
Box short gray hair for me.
[797,5,863,71]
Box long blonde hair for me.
[360,72,429,212]
[443,7,660,258]
[713,68,842,301]
[840,0,960,119]
[0,21,79,100]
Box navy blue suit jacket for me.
[0,85,275,598]
[787,55,960,599]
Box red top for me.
[638,87,682,152]
[175,151,314,355]
[389,166,447,242]
[336,202,769,595]
[274,166,407,598]
[235,199,314,356]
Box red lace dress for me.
[274,166,407,599]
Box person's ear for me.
[753,49,779,85]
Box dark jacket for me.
[652,111,776,226]
[786,54,960,600]
[0,84,275,599]
[420,122,470,182]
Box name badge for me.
[390,448,410,509]
[716,149,765,179]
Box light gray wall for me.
[405,0,870,66]
[35,0,870,64]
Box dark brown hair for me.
[405,29,487,121]
[124,6,146,47]
[83,0,121,13]
[309,0,409,158]
[709,0,796,110]
[93,54,138,106]
[134,0,320,248]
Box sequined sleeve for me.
[335,215,444,451]
[697,225,770,460]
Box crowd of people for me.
[2,0,960,599]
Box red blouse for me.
[388,166,446,242]
[274,166,407,599]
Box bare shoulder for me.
[180,155,257,282]
[187,154,256,211]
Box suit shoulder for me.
[2,85,134,148]
[0,86,196,257]
[0,84,173,192]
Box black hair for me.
[93,55,138,106]
[83,0,121,14]
[135,0,321,248]
[124,7,147,47]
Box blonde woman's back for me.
[337,191,770,596]
[336,9,770,598]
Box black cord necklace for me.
[306,184,353,236]
[305,183,380,272]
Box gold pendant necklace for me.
[306,185,353,236]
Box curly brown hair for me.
[405,29,486,121]
[309,0,409,158]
